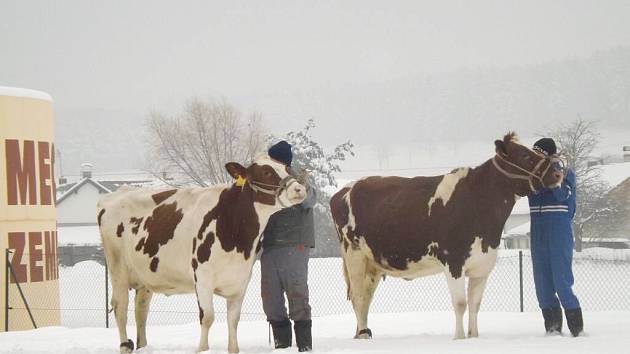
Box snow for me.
[0,311,627,354]
[0,86,53,102]
[599,162,630,189]
[57,225,102,245]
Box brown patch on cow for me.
[191,258,198,271]
[192,238,197,254]
[331,161,518,278]
[97,209,106,226]
[130,217,144,234]
[139,202,184,257]
[198,305,204,324]
[197,231,215,263]
[116,223,124,237]
[196,186,261,261]
[245,163,282,206]
[135,237,146,251]
[330,187,350,241]
[152,189,177,204]
[150,257,159,272]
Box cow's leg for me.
[111,280,133,353]
[467,275,489,338]
[444,271,467,340]
[345,253,381,339]
[196,281,215,353]
[134,287,153,349]
[226,293,245,353]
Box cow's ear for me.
[225,162,247,179]
[495,140,507,156]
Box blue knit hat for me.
[268,140,292,167]
[533,138,557,156]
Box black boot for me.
[542,308,563,334]
[565,308,583,337]
[270,319,292,349]
[294,320,312,352]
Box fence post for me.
[5,249,9,332]
[519,250,523,313]
[105,261,109,328]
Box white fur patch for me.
[427,168,470,215]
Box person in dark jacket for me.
[528,137,583,337]
[261,140,316,352]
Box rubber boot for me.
[542,308,563,334]
[565,308,583,337]
[294,320,312,352]
[270,319,292,349]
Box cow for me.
[330,133,563,340]
[97,154,306,353]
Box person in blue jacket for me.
[528,137,583,337]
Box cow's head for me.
[493,133,563,196]
[226,154,307,207]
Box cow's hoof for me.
[120,339,134,353]
[354,328,372,339]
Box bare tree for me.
[547,118,611,251]
[145,98,266,186]
[268,119,355,257]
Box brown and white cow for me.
[97,154,306,353]
[330,133,563,340]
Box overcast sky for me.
[3,1,630,107]
[2,1,630,173]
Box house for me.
[502,221,531,250]
[582,238,630,250]
[56,164,155,244]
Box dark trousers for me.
[530,217,580,310]
[261,245,312,322]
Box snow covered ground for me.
[0,311,628,354]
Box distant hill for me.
[55,47,630,176]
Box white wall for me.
[504,214,530,233]
[56,183,105,225]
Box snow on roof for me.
[599,162,630,188]
[56,178,111,205]
[0,86,52,102]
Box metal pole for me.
[105,261,109,328]
[5,249,9,332]
[519,250,524,313]
[7,255,37,328]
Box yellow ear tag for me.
[235,176,246,187]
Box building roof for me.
[56,178,112,205]
[599,162,630,189]
[56,178,154,205]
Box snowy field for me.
[0,311,628,354]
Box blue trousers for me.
[530,217,580,310]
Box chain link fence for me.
[5,250,630,330]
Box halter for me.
[492,154,556,192]
[247,175,298,207]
